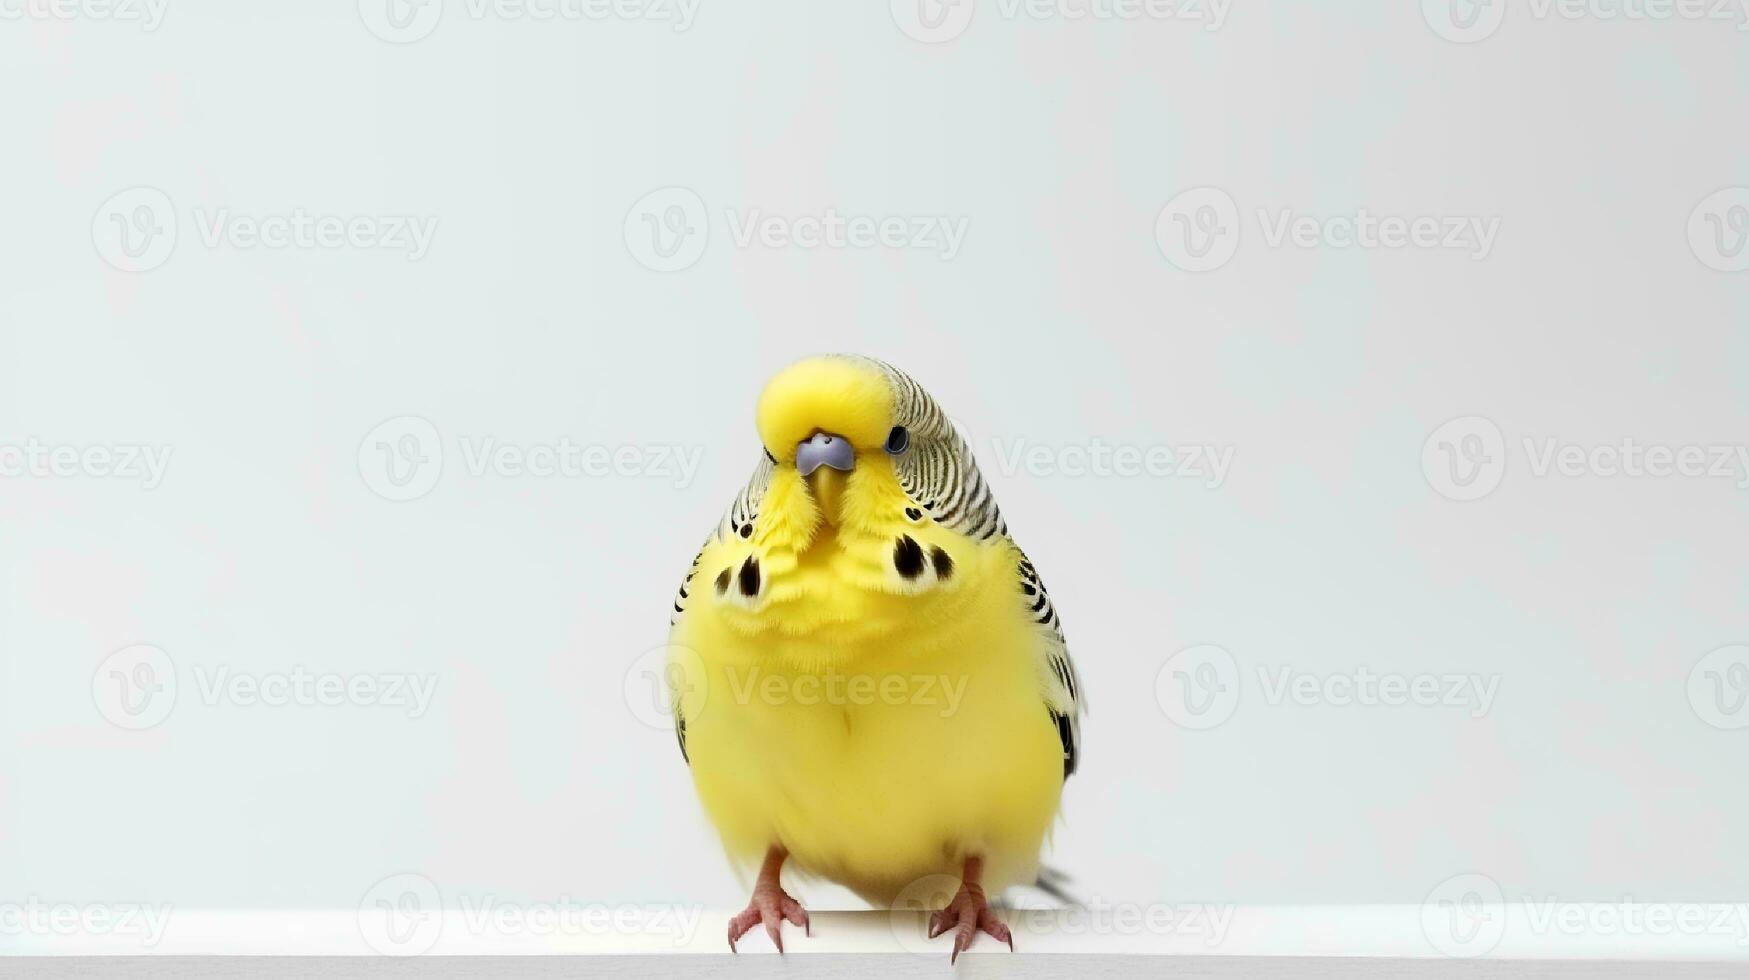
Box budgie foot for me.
[926,856,1013,962]
[727,846,809,953]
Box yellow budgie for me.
[666,354,1083,960]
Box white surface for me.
[3,906,1748,961]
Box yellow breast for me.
[669,468,1065,903]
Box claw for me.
[980,907,1014,951]
[928,875,1013,961]
[950,922,974,964]
[726,885,809,954]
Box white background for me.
[2,0,1747,930]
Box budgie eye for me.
[884,426,909,454]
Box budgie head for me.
[687,354,1009,650]
[752,354,999,543]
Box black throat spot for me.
[930,546,954,580]
[893,535,926,579]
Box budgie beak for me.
[794,431,855,477]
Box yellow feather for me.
[671,357,1067,905]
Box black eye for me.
[884,425,909,454]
